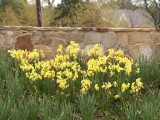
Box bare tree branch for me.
[144,0,157,27]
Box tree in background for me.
[18,0,54,26]
[0,0,53,26]
[0,0,37,26]
[51,1,109,27]
[40,0,56,26]
[42,0,55,9]
[0,0,19,11]
[19,0,37,26]
[118,0,137,9]
[97,0,136,9]
[0,0,155,28]
[42,5,55,26]
[143,0,160,28]
[1,6,21,26]
[0,0,20,24]
[53,0,81,26]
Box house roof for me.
[103,9,154,27]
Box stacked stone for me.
[0,26,160,59]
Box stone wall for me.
[0,26,160,59]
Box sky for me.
[54,0,61,6]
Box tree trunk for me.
[36,0,43,27]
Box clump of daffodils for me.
[87,43,102,57]
[8,41,143,100]
[130,78,143,93]
[67,41,80,59]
